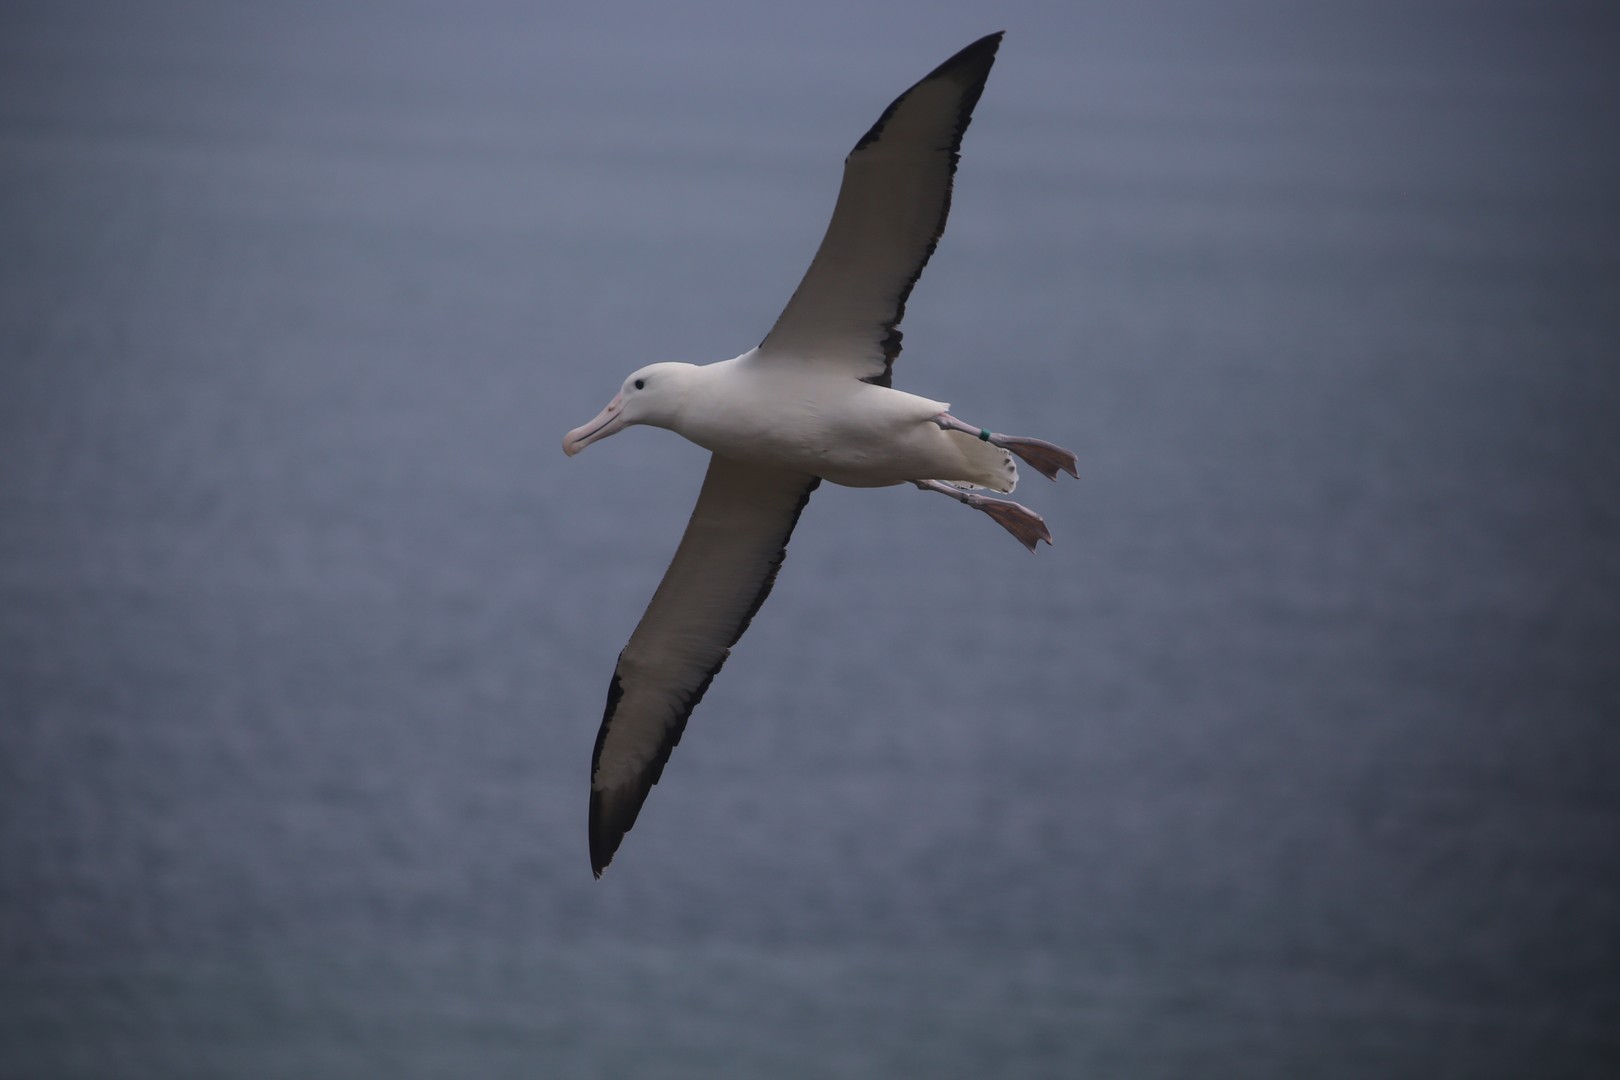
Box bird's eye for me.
[633,378,645,390]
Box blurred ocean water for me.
[2,2,1617,1076]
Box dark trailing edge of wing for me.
[854,31,1002,388]
[588,476,821,877]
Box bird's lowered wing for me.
[588,454,820,875]
[757,32,1002,386]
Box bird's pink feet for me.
[933,414,1079,482]
[970,494,1052,552]
[997,435,1078,482]
[912,479,1053,553]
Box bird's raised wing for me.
[757,32,1002,386]
[588,454,819,875]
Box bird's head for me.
[563,363,696,456]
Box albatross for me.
[565,32,1077,876]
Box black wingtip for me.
[959,30,1005,60]
[589,793,615,877]
[589,782,644,877]
[589,793,610,877]
[851,32,1004,154]
[926,31,1003,85]
[588,673,635,877]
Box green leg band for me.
[978,428,991,441]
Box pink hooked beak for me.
[563,392,626,456]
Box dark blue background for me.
[3,1,1617,1075]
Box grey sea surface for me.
[3,1,1618,1077]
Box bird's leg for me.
[912,479,1052,553]
[932,413,1079,482]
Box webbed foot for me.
[932,414,1079,481]
[912,479,1053,553]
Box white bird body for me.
[562,33,1078,875]
[597,352,1016,491]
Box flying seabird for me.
[564,32,1078,876]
